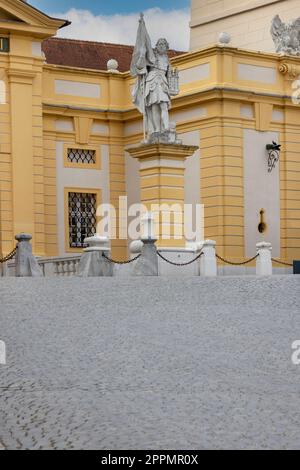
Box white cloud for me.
[52,7,190,51]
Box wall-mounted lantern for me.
[258,209,267,234]
[266,141,281,173]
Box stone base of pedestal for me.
[132,239,158,277]
[77,235,113,277]
[77,251,113,277]
[15,233,43,277]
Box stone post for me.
[15,233,43,277]
[77,235,113,277]
[200,240,217,277]
[132,212,158,276]
[256,242,272,276]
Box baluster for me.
[54,261,59,276]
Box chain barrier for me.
[271,258,293,267]
[157,251,203,267]
[0,247,17,264]
[216,253,259,266]
[102,252,141,265]
[0,244,294,271]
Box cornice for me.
[126,143,199,160]
[0,0,69,38]
[8,68,36,84]
[2,0,68,29]
[43,63,118,79]
[42,84,298,120]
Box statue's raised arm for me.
[130,13,180,144]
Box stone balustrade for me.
[1,255,81,278]
[40,256,81,277]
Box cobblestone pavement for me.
[0,276,300,450]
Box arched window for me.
[0,80,6,104]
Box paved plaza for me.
[0,275,300,450]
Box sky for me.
[29,1,191,50]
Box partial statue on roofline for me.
[130,13,181,144]
[271,15,300,56]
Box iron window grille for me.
[68,192,97,248]
[67,148,96,165]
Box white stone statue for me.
[130,13,180,143]
[271,15,300,56]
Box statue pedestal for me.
[127,143,198,249]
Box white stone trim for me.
[92,122,109,135]
[170,107,207,122]
[124,120,143,136]
[32,41,42,57]
[0,80,5,104]
[272,109,284,122]
[55,80,101,98]
[55,120,74,132]
[179,63,210,85]
[140,159,186,170]
[240,104,254,119]
[238,63,277,84]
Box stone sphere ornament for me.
[218,32,231,45]
[107,59,119,73]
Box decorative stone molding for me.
[7,69,36,85]
[278,63,300,80]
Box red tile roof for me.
[42,37,185,73]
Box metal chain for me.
[102,252,141,265]
[271,258,293,267]
[216,253,259,266]
[0,247,17,264]
[157,251,203,267]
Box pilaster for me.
[127,143,198,248]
